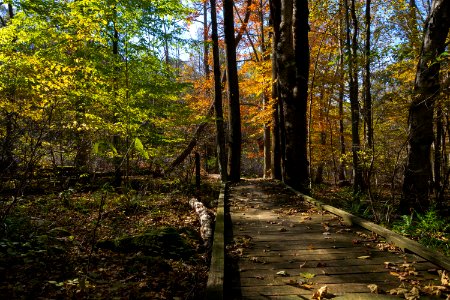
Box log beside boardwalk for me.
[206,183,227,299]
[224,179,445,300]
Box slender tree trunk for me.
[223,0,242,182]
[210,0,227,182]
[434,102,443,199]
[112,17,122,187]
[203,1,210,77]
[269,0,282,180]
[338,5,346,182]
[259,0,271,178]
[345,0,363,194]
[401,0,450,213]
[364,0,373,149]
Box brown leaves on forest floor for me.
[0,180,218,299]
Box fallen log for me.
[189,198,213,248]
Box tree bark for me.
[338,2,347,182]
[345,0,364,194]
[259,0,271,178]
[269,0,282,180]
[364,0,373,149]
[223,0,242,182]
[276,0,310,192]
[203,1,210,77]
[401,0,450,213]
[210,0,227,182]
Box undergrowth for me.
[393,209,450,257]
[312,184,450,257]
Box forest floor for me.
[0,175,220,299]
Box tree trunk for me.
[401,0,450,213]
[292,0,311,192]
[338,4,346,182]
[276,0,310,192]
[345,0,364,194]
[269,0,282,180]
[210,0,227,182]
[112,16,122,187]
[434,102,443,199]
[223,0,242,182]
[364,0,373,149]
[259,0,271,178]
[203,1,210,77]
[276,0,294,184]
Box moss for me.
[96,226,194,259]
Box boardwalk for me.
[226,179,442,299]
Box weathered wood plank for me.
[238,258,435,270]
[238,283,400,295]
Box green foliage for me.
[393,209,450,256]
[0,0,195,177]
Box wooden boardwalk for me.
[226,179,442,299]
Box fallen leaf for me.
[300,272,315,279]
[276,270,288,276]
[367,284,378,294]
[357,256,371,259]
[312,285,328,300]
[404,287,420,300]
[299,261,307,268]
[440,270,449,286]
[389,287,408,295]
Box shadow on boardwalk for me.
[225,179,442,300]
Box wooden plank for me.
[206,183,227,299]
[238,258,434,270]
[238,283,399,295]
[285,184,450,271]
[236,252,425,264]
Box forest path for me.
[226,179,441,299]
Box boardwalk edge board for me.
[205,183,227,300]
[285,184,450,272]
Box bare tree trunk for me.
[269,0,282,180]
[401,0,450,213]
[276,0,310,192]
[203,1,210,77]
[364,0,373,149]
[112,14,122,187]
[210,0,227,182]
[338,5,347,182]
[434,102,443,199]
[223,0,242,182]
[345,0,363,194]
[259,0,271,178]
